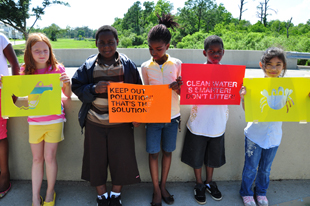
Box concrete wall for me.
[54,49,297,69]
[7,97,310,181]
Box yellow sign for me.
[1,74,62,117]
[243,77,310,122]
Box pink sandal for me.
[0,182,11,199]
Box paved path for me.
[0,180,309,206]
[10,40,25,45]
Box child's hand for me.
[95,81,110,93]
[60,72,70,86]
[239,86,247,101]
[169,76,183,94]
[12,95,18,103]
[132,122,141,127]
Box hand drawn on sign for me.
[260,87,294,113]
[17,81,53,110]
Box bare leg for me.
[30,142,44,206]
[0,138,10,192]
[111,185,122,193]
[206,166,214,184]
[149,153,161,203]
[44,142,58,202]
[96,185,107,195]
[194,167,203,184]
[160,151,172,197]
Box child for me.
[239,47,287,206]
[0,33,20,198]
[181,35,226,204]
[71,25,141,206]
[141,13,182,206]
[21,33,71,206]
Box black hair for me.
[204,35,224,51]
[261,47,287,77]
[147,13,179,44]
[95,25,118,41]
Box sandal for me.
[0,182,11,199]
[159,184,174,205]
[43,192,56,206]
[162,189,174,205]
[151,193,162,206]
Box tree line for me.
[1,0,309,53]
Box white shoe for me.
[241,196,257,206]
[256,196,268,206]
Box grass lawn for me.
[13,38,96,64]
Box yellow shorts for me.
[29,122,64,144]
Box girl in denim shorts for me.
[141,13,182,206]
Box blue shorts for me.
[145,116,180,154]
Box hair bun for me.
[156,13,179,31]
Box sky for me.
[28,0,310,30]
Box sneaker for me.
[241,196,257,206]
[110,195,122,206]
[97,196,109,206]
[256,196,268,206]
[205,181,222,201]
[194,183,206,204]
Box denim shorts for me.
[145,116,180,154]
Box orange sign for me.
[108,83,172,123]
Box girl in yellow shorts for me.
[21,33,72,206]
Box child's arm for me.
[3,43,20,76]
[141,66,149,85]
[71,64,98,103]
[169,76,183,95]
[3,43,20,103]
[60,72,72,98]
[240,86,246,111]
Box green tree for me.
[122,1,142,34]
[179,0,215,34]
[43,23,62,41]
[0,0,69,39]
[154,0,173,16]
[141,1,156,27]
[112,17,123,33]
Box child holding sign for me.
[0,33,20,199]
[21,33,71,206]
[239,47,287,206]
[181,35,227,204]
[141,13,182,206]
[71,25,141,206]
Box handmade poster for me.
[108,83,172,123]
[1,74,62,118]
[180,64,246,105]
[244,77,310,122]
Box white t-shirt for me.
[187,105,229,137]
[0,33,10,76]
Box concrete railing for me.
[8,97,310,182]
[6,49,308,182]
[53,49,298,69]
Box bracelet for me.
[241,99,244,103]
